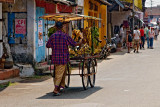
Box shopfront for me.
[84,0,109,47]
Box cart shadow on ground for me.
[37,86,102,99]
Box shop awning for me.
[108,0,124,12]
[114,0,124,8]
[53,0,77,6]
[40,13,102,22]
[94,0,112,5]
[139,19,145,24]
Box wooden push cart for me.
[40,13,101,90]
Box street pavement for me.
[0,37,160,107]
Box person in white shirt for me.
[154,27,159,40]
[133,26,141,53]
[120,24,124,45]
[149,27,155,49]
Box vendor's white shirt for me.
[134,30,140,40]
[149,30,155,38]
[155,29,159,35]
[120,27,124,37]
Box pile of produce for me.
[69,43,92,57]
[69,26,101,57]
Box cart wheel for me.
[82,61,89,90]
[93,58,97,66]
[65,64,70,88]
[89,59,96,88]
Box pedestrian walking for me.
[46,22,82,96]
[120,24,124,47]
[146,26,150,49]
[155,27,159,40]
[144,25,148,38]
[126,30,132,53]
[149,27,155,49]
[133,26,141,53]
[139,26,145,49]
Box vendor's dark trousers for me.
[140,36,145,49]
[155,35,158,40]
[150,38,154,48]
[146,37,150,48]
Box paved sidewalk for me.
[0,37,160,107]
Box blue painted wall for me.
[8,13,15,44]
[8,12,27,44]
[35,7,46,62]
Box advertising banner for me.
[38,20,43,47]
[15,19,26,34]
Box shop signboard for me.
[38,20,43,47]
[0,0,15,3]
[15,19,26,34]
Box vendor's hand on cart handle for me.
[75,38,83,46]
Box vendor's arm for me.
[46,35,53,48]
[66,35,82,47]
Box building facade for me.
[1,0,77,65]
[83,0,109,47]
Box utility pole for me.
[132,0,135,35]
[150,0,153,19]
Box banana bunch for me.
[83,27,91,44]
[72,29,83,42]
[94,48,102,54]
[77,44,92,55]
[69,49,76,55]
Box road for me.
[0,37,160,107]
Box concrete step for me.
[35,62,54,75]
[0,68,20,80]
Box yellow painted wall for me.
[83,0,107,47]
[121,0,142,10]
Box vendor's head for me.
[120,24,124,28]
[151,27,154,31]
[141,26,144,29]
[127,30,131,34]
[135,26,138,30]
[56,21,63,30]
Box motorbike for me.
[99,36,111,59]
[110,36,117,53]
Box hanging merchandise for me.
[91,26,99,47]
[72,29,83,42]
[83,27,91,44]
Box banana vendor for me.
[46,22,83,96]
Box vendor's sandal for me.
[53,92,61,96]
